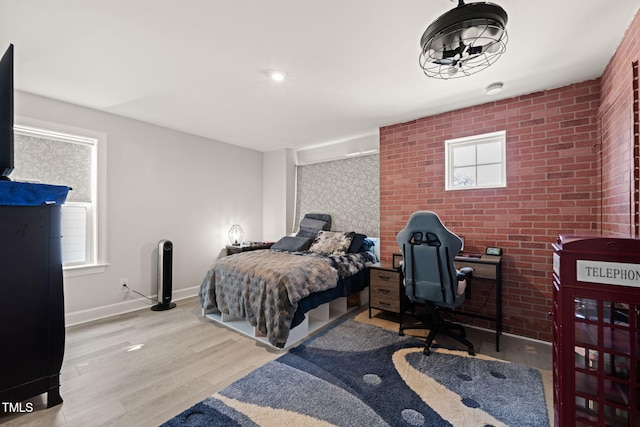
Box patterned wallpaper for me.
[295,154,379,237]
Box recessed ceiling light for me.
[270,71,286,82]
[486,82,503,95]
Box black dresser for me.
[0,183,68,409]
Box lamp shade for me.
[419,1,508,79]
[228,224,244,246]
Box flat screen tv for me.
[0,43,14,180]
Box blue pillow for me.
[361,238,375,253]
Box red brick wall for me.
[599,11,640,237]
[379,9,640,343]
[380,80,601,342]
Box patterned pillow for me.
[308,231,355,255]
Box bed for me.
[199,215,379,349]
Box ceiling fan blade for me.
[435,49,464,66]
[467,45,483,55]
[434,58,457,66]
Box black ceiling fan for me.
[419,0,508,79]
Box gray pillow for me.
[271,236,313,252]
[297,217,330,238]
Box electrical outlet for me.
[120,278,129,294]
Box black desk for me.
[454,254,502,351]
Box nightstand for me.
[369,262,402,317]
[226,242,273,256]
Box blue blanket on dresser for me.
[0,181,70,206]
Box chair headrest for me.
[396,211,462,253]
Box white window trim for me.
[14,116,108,277]
[445,130,507,191]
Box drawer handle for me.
[379,302,391,307]
[377,289,391,295]
[377,274,394,281]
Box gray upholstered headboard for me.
[271,213,332,252]
[296,213,331,237]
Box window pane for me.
[454,166,476,187]
[446,130,506,190]
[477,164,502,186]
[477,141,502,164]
[453,145,476,167]
[61,204,87,264]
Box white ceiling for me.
[1,0,639,152]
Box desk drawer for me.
[455,261,496,280]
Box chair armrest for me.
[457,266,474,280]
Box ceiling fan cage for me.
[419,1,508,79]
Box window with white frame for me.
[445,130,506,190]
[13,124,106,273]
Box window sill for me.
[63,263,109,278]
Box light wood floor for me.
[1,297,553,426]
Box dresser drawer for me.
[370,297,401,313]
[370,281,399,299]
[370,268,399,286]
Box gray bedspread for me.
[200,249,377,347]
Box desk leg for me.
[496,269,502,352]
[398,271,405,336]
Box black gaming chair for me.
[396,211,475,356]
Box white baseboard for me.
[465,324,552,347]
[65,285,200,327]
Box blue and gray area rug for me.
[163,319,548,426]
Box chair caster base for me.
[423,346,474,356]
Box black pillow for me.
[347,233,367,253]
[271,236,313,252]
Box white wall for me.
[262,149,296,240]
[15,91,264,324]
[295,132,379,165]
